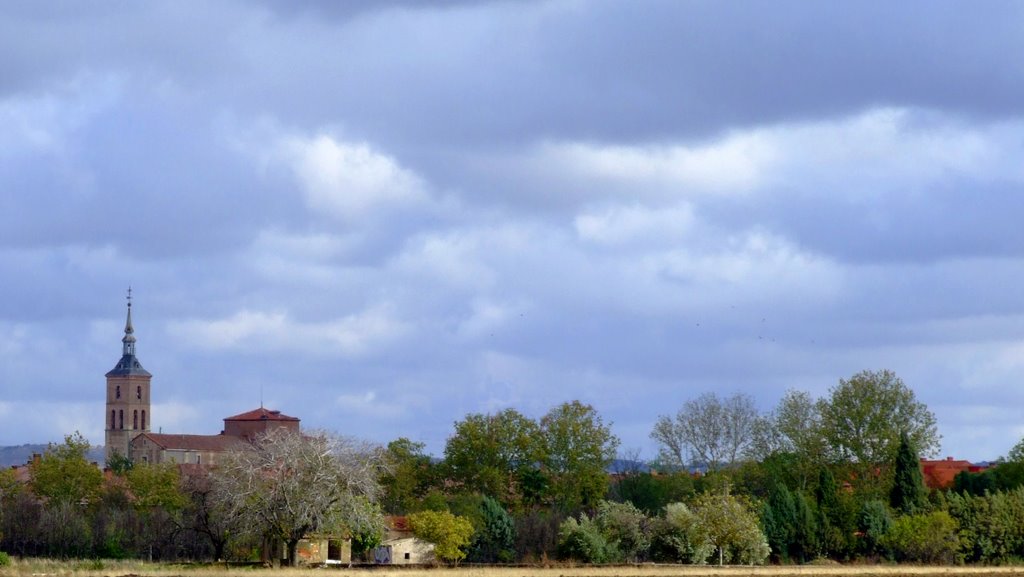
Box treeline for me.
[3,369,1024,565]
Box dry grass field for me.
[5,560,1024,577]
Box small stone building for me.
[374,516,435,565]
[294,535,352,565]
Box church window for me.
[111,410,116,429]
[116,385,121,399]
[141,410,146,430]
[137,385,141,400]
[119,409,124,429]
[133,410,138,429]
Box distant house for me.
[373,516,435,565]
[920,456,988,489]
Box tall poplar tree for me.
[890,432,926,515]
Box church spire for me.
[122,286,136,356]
[107,287,149,377]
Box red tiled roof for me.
[223,407,300,422]
[134,432,248,452]
[920,457,987,489]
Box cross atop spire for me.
[108,288,149,376]
[122,286,136,356]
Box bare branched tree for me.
[210,428,387,566]
[651,392,758,472]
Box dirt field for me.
[6,562,1024,577]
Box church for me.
[104,292,300,467]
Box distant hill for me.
[0,444,105,468]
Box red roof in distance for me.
[223,407,300,422]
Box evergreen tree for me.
[890,432,926,515]
[814,467,853,559]
[467,496,516,563]
[762,482,796,562]
[857,500,892,557]
[790,491,819,563]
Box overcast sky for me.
[3,1,1024,462]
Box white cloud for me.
[638,230,844,311]
[521,108,1024,210]
[284,135,428,219]
[168,305,409,357]
[456,298,529,340]
[545,131,773,195]
[392,225,524,291]
[574,202,695,246]
[335,390,407,419]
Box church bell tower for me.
[104,288,152,465]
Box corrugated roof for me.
[134,433,248,452]
[223,407,300,422]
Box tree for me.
[1007,436,1024,463]
[541,401,620,512]
[0,468,21,550]
[650,502,713,563]
[890,432,926,515]
[690,490,769,565]
[443,409,543,506]
[790,491,819,563]
[651,392,758,472]
[467,496,516,563]
[947,487,1024,564]
[180,468,234,561]
[408,509,475,563]
[127,462,188,512]
[107,452,134,475]
[754,390,828,490]
[29,432,103,507]
[818,370,939,495]
[814,466,855,560]
[211,428,386,566]
[761,482,796,563]
[609,470,695,516]
[857,500,892,558]
[380,438,438,515]
[120,462,189,560]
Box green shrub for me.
[557,514,615,563]
[595,500,650,562]
[408,509,475,563]
[650,502,713,564]
[0,551,10,566]
[881,511,960,564]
